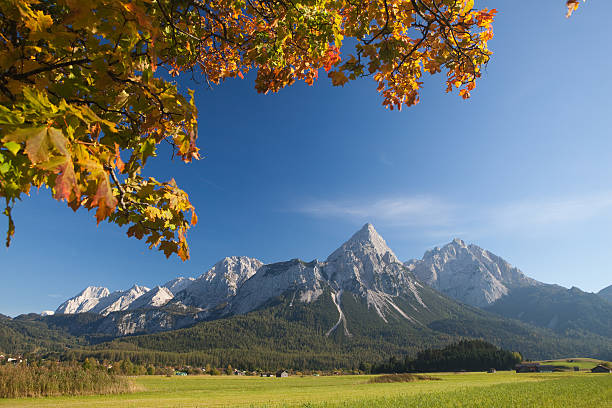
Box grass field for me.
[0,372,610,408]
[533,358,611,370]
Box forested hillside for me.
[63,290,612,371]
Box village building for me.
[276,370,289,378]
[591,365,612,373]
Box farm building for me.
[276,370,289,377]
[175,371,187,376]
[591,365,612,373]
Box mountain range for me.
[2,224,611,367]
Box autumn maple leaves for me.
[0,0,577,259]
[566,0,585,18]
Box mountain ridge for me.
[405,238,540,307]
[598,285,612,304]
[35,224,611,363]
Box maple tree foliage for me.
[0,0,575,260]
[566,0,585,18]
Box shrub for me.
[369,374,441,383]
[0,363,140,398]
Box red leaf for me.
[91,174,118,224]
[53,160,79,202]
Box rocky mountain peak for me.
[407,239,539,307]
[324,224,418,304]
[173,256,263,310]
[128,284,148,293]
[451,237,467,247]
[163,277,195,295]
[90,284,150,316]
[231,259,326,314]
[86,286,110,296]
[128,286,174,310]
[203,256,263,283]
[55,286,110,314]
[327,223,400,266]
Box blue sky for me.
[2,1,612,316]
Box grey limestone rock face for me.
[54,224,432,334]
[95,308,199,336]
[230,224,427,322]
[55,286,110,314]
[406,238,539,307]
[174,256,263,310]
[163,277,196,295]
[128,286,174,310]
[89,285,150,316]
[230,259,326,315]
[63,225,550,335]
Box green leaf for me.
[3,141,20,156]
[0,106,24,125]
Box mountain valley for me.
[2,224,611,367]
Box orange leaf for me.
[114,143,125,173]
[53,160,79,202]
[91,174,118,224]
[566,0,581,18]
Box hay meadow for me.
[0,371,610,408]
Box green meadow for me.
[534,358,610,370]
[0,372,610,408]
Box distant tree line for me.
[366,340,522,373]
[60,347,379,372]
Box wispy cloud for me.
[296,195,455,228]
[295,191,612,236]
[490,192,612,230]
